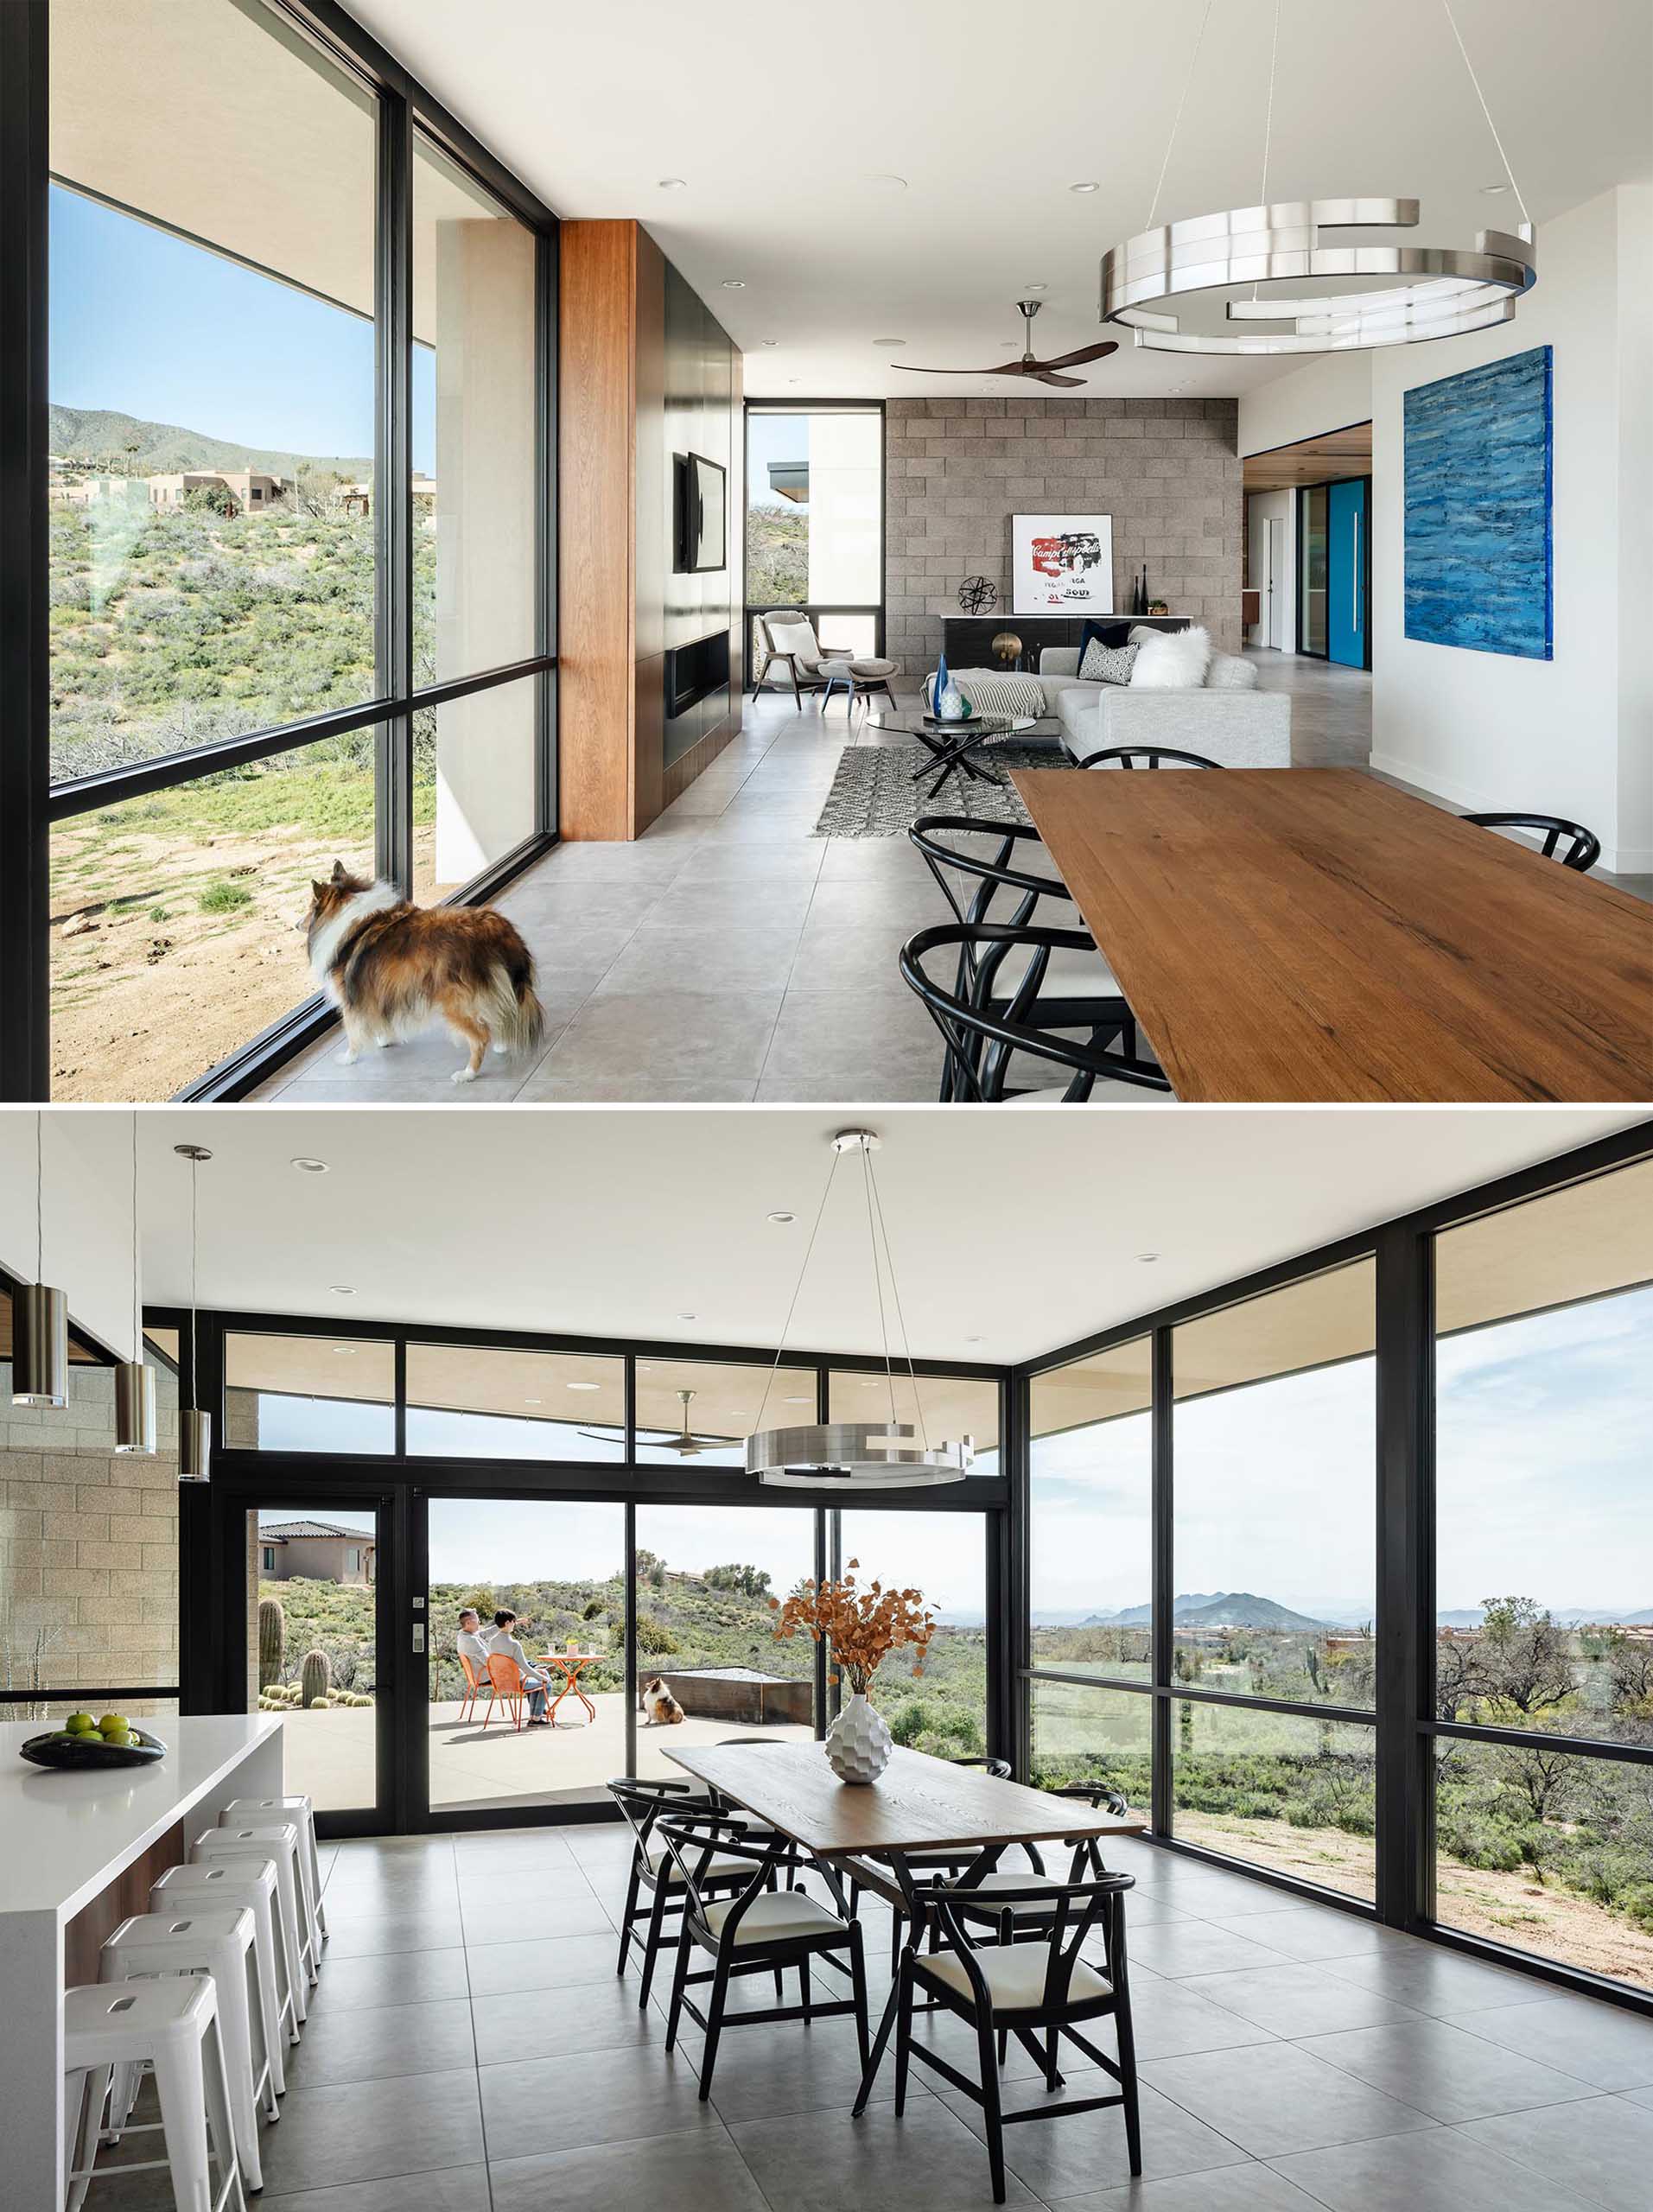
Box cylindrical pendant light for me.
[12,1113,69,1409]
[175,1142,213,1483]
[114,1113,156,1455]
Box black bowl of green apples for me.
[20,1710,167,1770]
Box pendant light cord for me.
[860,1144,896,1424]
[189,1153,199,1410]
[753,1144,842,1433]
[1440,0,1529,226]
[864,1149,931,1452]
[1145,0,1214,229]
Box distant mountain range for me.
[1033,1593,1652,1631]
[1438,1606,1653,1629]
[49,404,369,480]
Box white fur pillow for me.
[1129,626,1211,690]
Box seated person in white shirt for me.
[490,1609,550,1725]
[456,1608,493,1683]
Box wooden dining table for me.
[1008,766,1653,1102]
[662,1739,1148,2112]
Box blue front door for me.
[1326,479,1369,667]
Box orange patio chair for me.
[457,1649,486,1725]
[484,1650,527,1732]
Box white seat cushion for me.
[992,942,1122,999]
[848,658,898,677]
[916,1942,1112,2013]
[703,1890,848,1945]
[645,1841,751,1882]
[766,620,822,663]
[1010,1080,1175,1104]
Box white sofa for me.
[1037,642,1291,767]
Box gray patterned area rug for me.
[811,739,1071,838]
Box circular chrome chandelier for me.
[746,1130,973,1490]
[1098,1,1536,357]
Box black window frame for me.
[1,0,561,1102]
[1013,1117,1653,2018]
[743,397,887,671]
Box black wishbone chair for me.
[849,1758,1026,1967]
[894,1871,1141,2205]
[1461,810,1601,871]
[708,1738,807,1890]
[900,921,1174,1103]
[658,1812,870,2106]
[608,1778,771,2012]
[1082,744,1223,771]
[909,818,1137,1084]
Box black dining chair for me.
[708,1738,806,1890]
[608,1777,771,2011]
[1081,744,1223,771]
[658,1811,871,2105]
[1461,810,1600,871]
[900,921,1173,1103]
[888,1870,1142,2204]
[848,1758,1022,1961]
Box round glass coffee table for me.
[865,707,1034,798]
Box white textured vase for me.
[825,1691,893,1784]
[936,680,968,722]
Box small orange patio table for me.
[537,1649,603,1726]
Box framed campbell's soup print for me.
[1011,513,1114,616]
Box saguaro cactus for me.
[258,1598,285,1690]
[300,1649,332,1708]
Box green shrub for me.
[199,879,252,914]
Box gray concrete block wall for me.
[883,395,1243,677]
[0,1357,181,1700]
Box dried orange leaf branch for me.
[770,1558,936,1697]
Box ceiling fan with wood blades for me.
[578,1388,734,1458]
[892,300,1119,388]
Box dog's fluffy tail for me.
[481,955,545,1058]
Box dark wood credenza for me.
[942,613,1188,670]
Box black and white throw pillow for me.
[1078,638,1138,685]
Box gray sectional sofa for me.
[1036,643,1291,767]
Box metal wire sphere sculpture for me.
[957,575,997,616]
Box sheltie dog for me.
[639,1676,685,1727]
[302,863,545,1084]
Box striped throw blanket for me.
[922,668,1046,718]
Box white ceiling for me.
[9,1107,1628,1367]
[347,0,1652,402]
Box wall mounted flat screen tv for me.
[675,451,727,573]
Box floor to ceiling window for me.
[745,404,883,669]
[1432,1156,1653,1991]
[834,1508,989,1758]
[25,0,556,1101]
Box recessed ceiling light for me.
[333,1345,356,1356]
[760,339,779,346]
[722,278,746,289]
[329,1285,354,1295]
[869,173,907,190]
[1479,181,1510,194]
[290,1157,328,1174]
[1137,1252,1161,1263]
[658,176,687,189]
[1025,283,1048,294]
[860,1379,881,1390]
[524,1397,542,1405]
[767,1210,795,1224]
[964,1335,985,1344]
[566,1381,600,1391]
[873,338,907,347]
[677,1313,696,1322]
[785,1395,811,1404]
[1069,181,1100,194]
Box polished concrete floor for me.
[252,653,1644,1104]
[86,1821,1653,2209]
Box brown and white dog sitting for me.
[303,863,545,1084]
[639,1676,685,1727]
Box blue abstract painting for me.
[1403,345,1553,659]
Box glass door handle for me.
[1352,513,1361,626]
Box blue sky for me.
[51,187,436,472]
[746,413,806,512]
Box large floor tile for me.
[699,2013,904,2123]
[486,2129,771,2212]
[1211,1907,1400,1963]
[1322,1943,1554,2017]
[1046,2161,1329,2212]
[1454,2089,1653,2208]
[1268,2120,1609,2212]
[1183,1961,1422,2037]
[1128,1922,1298,1980]
[257,2069,485,2195]
[1138,2041,1439,2158]
[789,915,919,995]
[464,1929,624,1994]
[283,1997,477,2088]
[474,1974,663,2060]
[1298,2015,1599,2124]
[1435,1994,1653,2089]
[728,2094,1044,2211]
[596,921,805,995]
[516,1065,758,1100]
[310,1946,472,2012]
[937,2075,1254,2200]
[1126,1975,1287,2060]
[318,1906,466,1958]
[760,986,938,1078]
[460,1887,613,1944]
[536,987,783,1084]
[478,2039,719,2160]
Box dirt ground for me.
[50,815,446,1101]
[1173,1808,1653,1988]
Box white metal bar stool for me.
[153,1858,296,2076]
[220,1795,327,1945]
[100,1907,269,2192]
[64,1978,245,2212]
[190,1821,311,2024]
